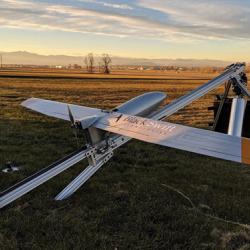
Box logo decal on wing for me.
[106,114,176,135]
[115,114,123,122]
[121,116,176,134]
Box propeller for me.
[67,105,75,126]
[67,105,81,148]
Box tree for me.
[84,53,94,73]
[102,54,111,74]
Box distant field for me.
[0,71,224,127]
[1,71,250,250]
[0,68,218,80]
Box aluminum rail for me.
[54,136,131,200]
[55,152,113,200]
[153,63,245,121]
[0,134,130,208]
[0,147,94,209]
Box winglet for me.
[242,138,250,165]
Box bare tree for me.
[102,54,111,74]
[84,53,95,73]
[98,62,101,73]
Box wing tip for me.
[242,138,250,165]
[21,98,38,108]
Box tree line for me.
[84,53,111,74]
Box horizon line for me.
[0,50,242,62]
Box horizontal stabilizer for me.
[94,112,250,165]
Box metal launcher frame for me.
[211,65,250,138]
[0,62,249,209]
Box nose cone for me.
[146,91,167,102]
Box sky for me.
[0,0,250,61]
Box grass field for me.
[1,72,250,250]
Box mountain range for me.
[0,51,235,67]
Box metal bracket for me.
[55,152,113,200]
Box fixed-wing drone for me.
[1,63,250,209]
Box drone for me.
[1,63,250,209]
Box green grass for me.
[1,77,250,250]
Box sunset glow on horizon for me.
[1,0,250,61]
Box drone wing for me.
[94,112,250,165]
[21,98,103,121]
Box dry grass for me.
[0,74,225,127]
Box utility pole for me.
[0,54,2,69]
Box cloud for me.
[0,0,250,42]
[96,1,133,10]
[138,0,250,39]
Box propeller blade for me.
[67,105,80,147]
[67,105,75,125]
